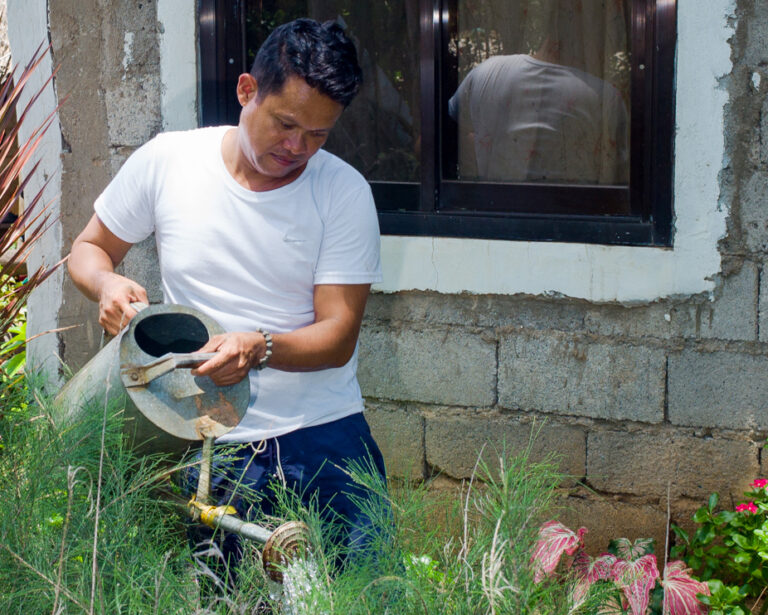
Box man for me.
[68,18,386,571]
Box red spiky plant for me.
[0,42,65,366]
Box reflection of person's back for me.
[449,54,628,185]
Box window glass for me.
[444,0,630,186]
[244,1,421,183]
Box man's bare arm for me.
[192,283,371,386]
[68,214,147,335]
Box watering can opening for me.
[55,304,250,455]
[134,313,210,357]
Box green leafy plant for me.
[671,479,768,613]
[1,395,583,614]
[697,579,751,615]
[0,276,26,378]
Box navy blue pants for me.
[183,412,388,572]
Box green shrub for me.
[0,385,574,614]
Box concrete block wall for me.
[359,1,768,552]
[360,288,765,552]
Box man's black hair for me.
[250,18,362,108]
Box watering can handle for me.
[130,301,149,312]
[121,352,219,387]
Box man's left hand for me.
[191,331,265,386]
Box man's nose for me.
[283,131,307,155]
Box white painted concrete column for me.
[157,0,198,131]
[6,0,64,378]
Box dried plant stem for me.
[0,543,89,612]
[90,315,124,615]
[664,480,670,575]
[89,392,108,615]
[459,443,486,595]
[52,466,78,614]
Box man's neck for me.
[221,128,306,192]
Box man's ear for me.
[236,74,258,107]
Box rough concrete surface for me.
[587,429,758,500]
[739,172,768,254]
[558,496,668,557]
[358,324,497,407]
[118,237,163,304]
[365,400,426,480]
[498,331,666,423]
[49,0,162,371]
[697,260,758,341]
[425,413,586,482]
[668,348,768,430]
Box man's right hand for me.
[69,214,142,335]
[96,272,148,336]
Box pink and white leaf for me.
[571,550,620,607]
[611,554,660,615]
[610,537,655,561]
[531,521,587,582]
[662,561,709,615]
[574,550,619,583]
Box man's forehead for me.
[261,79,343,129]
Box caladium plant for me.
[612,554,660,614]
[531,521,710,614]
[530,520,587,582]
[661,561,709,615]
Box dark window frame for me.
[198,0,676,247]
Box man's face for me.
[236,74,344,186]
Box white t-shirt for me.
[448,55,629,185]
[95,126,382,442]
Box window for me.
[198,0,675,246]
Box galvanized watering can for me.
[54,302,309,581]
[54,302,250,454]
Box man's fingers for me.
[134,285,149,305]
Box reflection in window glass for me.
[244,1,420,183]
[446,0,630,185]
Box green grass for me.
[0,373,578,614]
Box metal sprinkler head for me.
[262,521,311,583]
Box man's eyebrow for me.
[274,112,332,133]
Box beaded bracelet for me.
[256,329,273,370]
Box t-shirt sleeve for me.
[314,182,382,285]
[93,138,158,243]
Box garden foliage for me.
[0,43,63,357]
[531,520,710,614]
[672,479,768,614]
[0,388,585,614]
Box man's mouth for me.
[271,153,299,167]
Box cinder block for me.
[668,349,768,429]
[698,261,758,341]
[364,402,425,480]
[759,265,768,343]
[583,302,691,340]
[587,430,758,500]
[498,332,665,423]
[364,292,587,332]
[557,496,667,557]
[357,325,496,406]
[762,88,768,166]
[425,414,586,483]
[741,172,768,254]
